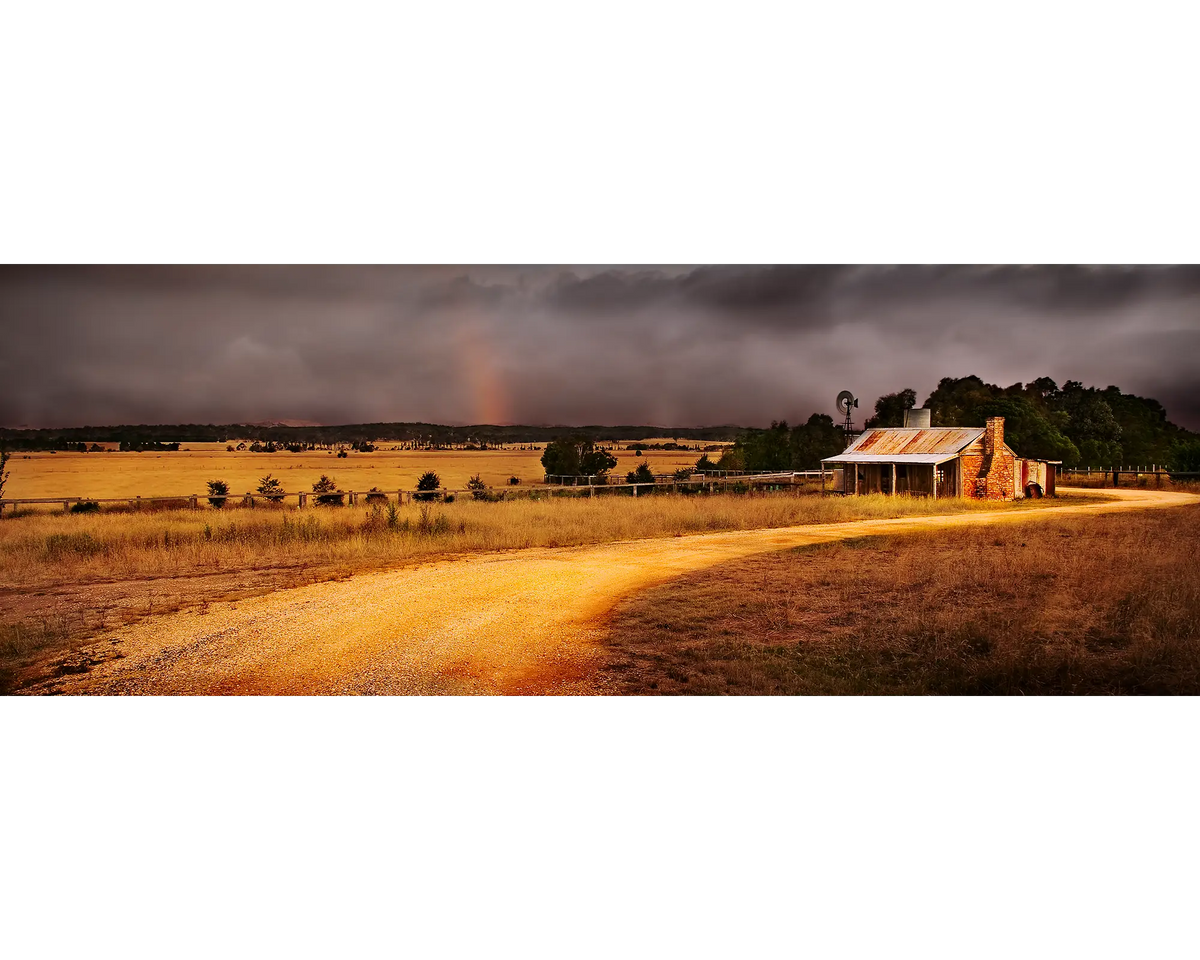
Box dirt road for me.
[43,488,1198,695]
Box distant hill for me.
[242,419,325,428]
[0,421,745,451]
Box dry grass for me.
[599,504,1200,695]
[0,490,1076,592]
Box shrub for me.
[673,467,694,481]
[312,474,344,507]
[467,475,489,501]
[365,486,389,505]
[415,471,441,502]
[508,476,521,485]
[257,474,285,503]
[0,447,9,501]
[207,479,229,509]
[626,462,655,485]
[70,500,100,514]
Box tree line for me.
[0,421,743,451]
[718,377,1198,473]
[623,376,1199,476]
[865,376,1196,467]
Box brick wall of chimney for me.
[984,417,1004,457]
[961,417,1016,500]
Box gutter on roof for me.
[821,452,963,465]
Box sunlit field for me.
[3,443,714,500]
[600,504,1200,695]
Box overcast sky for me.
[2,265,1197,430]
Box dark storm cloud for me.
[546,270,679,312]
[546,266,843,323]
[843,265,1200,314]
[1,265,1197,430]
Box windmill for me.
[836,390,859,436]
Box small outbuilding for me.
[822,411,1056,501]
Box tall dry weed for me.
[0,491,1057,593]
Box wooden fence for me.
[545,469,828,485]
[0,472,831,515]
[1055,466,1200,486]
[0,490,464,514]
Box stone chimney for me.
[984,417,1005,457]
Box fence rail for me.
[0,490,461,513]
[544,469,828,485]
[1054,466,1200,487]
[0,472,831,515]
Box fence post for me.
[633,483,638,497]
[190,495,198,510]
[299,492,307,509]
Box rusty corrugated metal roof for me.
[839,426,984,457]
[822,452,962,465]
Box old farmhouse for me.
[823,411,1056,501]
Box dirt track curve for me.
[43,488,1198,695]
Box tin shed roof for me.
[821,426,983,464]
[846,426,982,456]
[823,452,962,465]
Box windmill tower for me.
[836,390,859,442]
